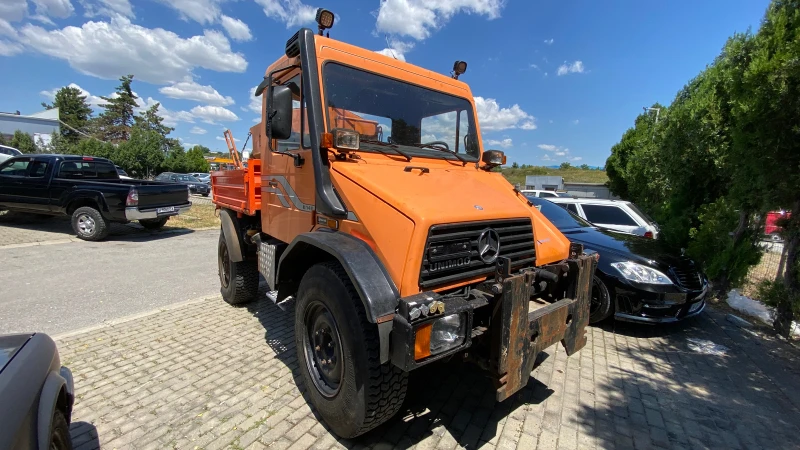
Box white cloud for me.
[538,144,557,151]
[256,0,317,28]
[136,96,195,127]
[190,126,207,135]
[573,119,580,125]
[0,0,28,22]
[541,154,553,161]
[191,105,239,124]
[17,17,247,84]
[30,14,55,25]
[375,39,414,62]
[40,82,105,106]
[474,96,536,131]
[537,143,583,163]
[220,14,251,42]
[557,60,584,76]
[0,39,23,56]
[247,86,262,114]
[252,117,261,123]
[157,0,219,24]
[555,151,566,156]
[376,0,504,41]
[571,156,582,161]
[216,135,238,142]
[31,0,74,19]
[544,38,553,45]
[81,0,134,18]
[159,80,234,106]
[485,138,512,148]
[0,19,17,37]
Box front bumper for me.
[390,253,596,401]
[611,277,708,323]
[125,202,192,221]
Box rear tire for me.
[589,275,613,323]
[218,233,259,305]
[71,206,109,241]
[140,217,169,230]
[49,409,72,450]
[202,193,209,197]
[295,262,407,438]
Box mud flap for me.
[494,255,594,401]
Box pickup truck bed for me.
[0,155,191,240]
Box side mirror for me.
[482,150,506,168]
[266,85,292,141]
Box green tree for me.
[96,75,138,143]
[559,162,572,170]
[579,164,590,170]
[511,162,519,169]
[725,0,800,336]
[185,145,211,172]
[11,130,36,154]
[115,128,166,178]
[41,85,93,144]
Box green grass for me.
[166,203,220,229]
[499,166,609,187]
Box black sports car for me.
[529,197,708,323]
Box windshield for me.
[322,63,480,162]
[528,197,594,230]
[176,175,199,182]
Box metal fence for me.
[740,240,787,298]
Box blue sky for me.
[0,0,770,166]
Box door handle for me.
[268,181,278,187]
[404,166,430,174]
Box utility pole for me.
[643,107,661,124]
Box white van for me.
[519,189,572,199]
[546,198,660,239]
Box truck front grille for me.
[419,218,536,289]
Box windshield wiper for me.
[410,143,469,165]
[360,139,412,162]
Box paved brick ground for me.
[59,292,800,450]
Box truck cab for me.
[212,10,595,439]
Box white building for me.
[0,108,60,146]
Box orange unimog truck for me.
[212,9,597,439]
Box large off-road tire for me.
[295,262,407,438]
[71,206,109,241]
[48,409,73,450]
[589,275,613,323]
[218,233,259,305]
[139,217,169,230]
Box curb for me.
[52,294,222,341]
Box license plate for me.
[157,206,176,215]
[688,301,703,313]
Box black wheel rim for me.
[590,277,605,315]
[303,301,343,397]
[219,240,231,288]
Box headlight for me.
[189,184,195,188]
[611,261,673,285]
[429,313,465,355]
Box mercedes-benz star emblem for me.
[477,228,501,264]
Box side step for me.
[266,290,294,311]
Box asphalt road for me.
[0,229,222,335]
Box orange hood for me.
[330,157,572,295]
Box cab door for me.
[263,72,316,244]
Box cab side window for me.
[274,74,310,153]
[0,159,30,176]
[28,161,49,177]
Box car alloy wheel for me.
[303,301,344,398]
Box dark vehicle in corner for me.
[0,155,191,240]
[0,333,74,450]
[155,172,210,196]
[528,197,708,323]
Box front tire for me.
[590,275,613,323]
[49,410,72,450]
[295,262,407,438]
[140,217,169,230]
[218,233,259,305]
[71,206,109,241]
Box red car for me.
[765,210,791,241]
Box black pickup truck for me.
[0,155,191,241]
